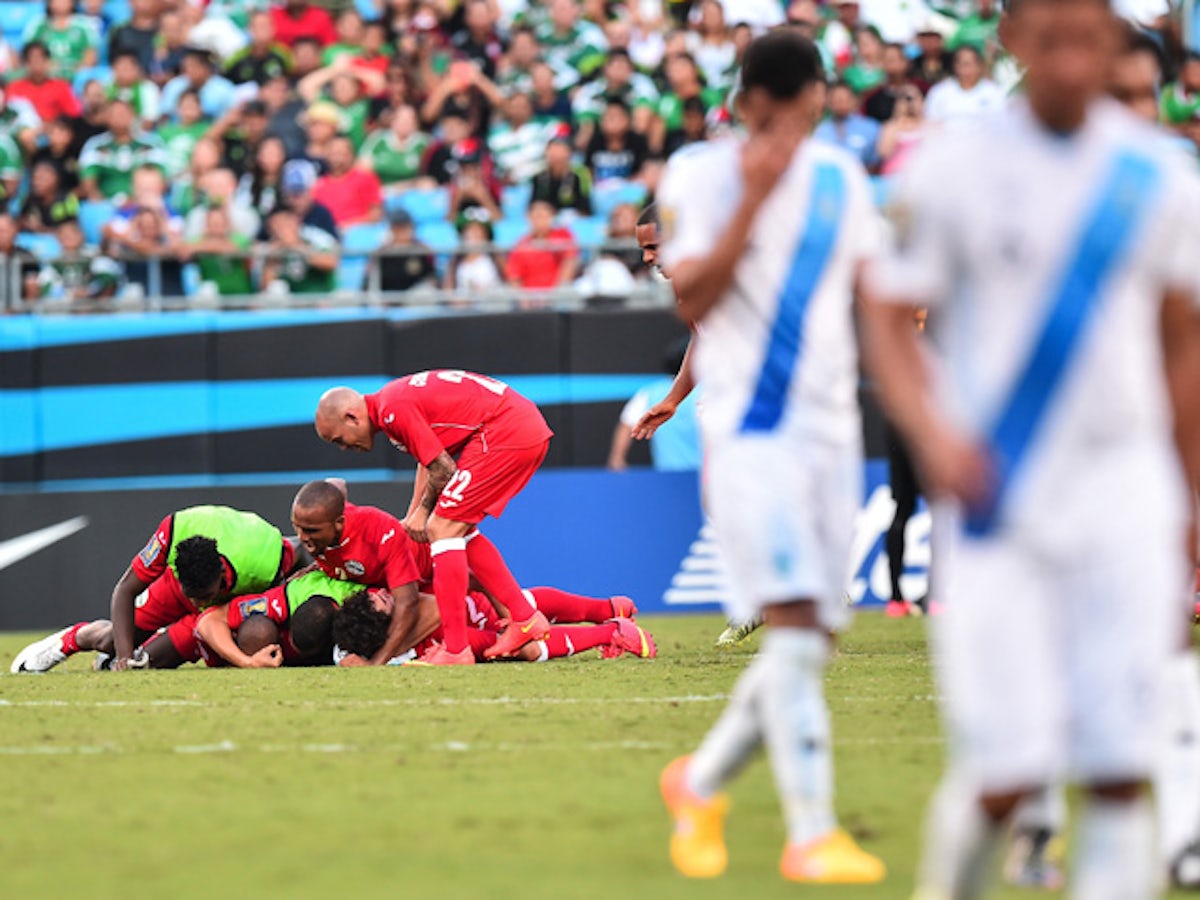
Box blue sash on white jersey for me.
[740,162,846,434]
[964,150,1160,537]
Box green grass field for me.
[0,613,1191,899]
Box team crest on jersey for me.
[344,560,366,577]
[138,534,162,567]
[269,596,286,619]
[238,597,268,618]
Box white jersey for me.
[873,98,1198,541]
[658,137,882,448]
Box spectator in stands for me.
[651,53,724,155]
[911,18,954,86]
[603,201,644,276]
[280,159,338,240]
[424,113,474,184]
[0,126,22,207]
[814,81,880,171]
[0,212,42,310]
[224,10,292,86]
[107,50,159,131]
[20,160,78,233]
[489,91,555,185]
[354,21,391,88]
[535,0,608,90]
[32,115,80,194]
[115,204,187,298]
[170,136,221,214]
[23,0,100,79]
[0,79,43,155]
[108,0,159,73]
[820,0,860,69]
[257,74,307,157]
[261,206,339,295]
[102,164,180,246]
[506,198,579,292]
[361,104,434,195]
[73,78,106,146]
[78,0,109,57]
[949,0,1001,57]
[375,207,437,294]
[1162,53,1200,127]
[925,44,1005,124]
[572,49,658,151]
[236,134,287,226]
[186,205,254,297]
[529,60,573,127]
[270,0,337,49]
[369,60,418,127]
[422,59,504,140]
[301,101,342,172]
[530,136,592,215]
[452,0,504,80]
[448,147,502,224]
[156,90,207,177]
[36,217,121,308]
[210,98,270,179]
[687,0,736,91]
[663,95,709,157]
[312,135,384,229]
[8,41,80,124]
[298,63,381,150]
[162,47,237,123]
[446,216,503,297]
[497,25,539,95]
[323,9,366,67]
[149,10,188,87]
[843,25,887,95]
[864,42,925,123]
[585,99,649,184]
[79,100,166,203]
[877,83,928,176]
[290,36,325,83]
[184,168,260,242]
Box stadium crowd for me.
[0,0,1182,310]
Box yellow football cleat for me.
[660,756,730,878]
[780,828,887,884]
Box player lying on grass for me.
[332,586,657,664]
[11,505,306,673]
[200,592,345,668]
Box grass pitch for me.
[0,613,1190,899]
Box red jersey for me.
[505,228,578,289]
[312,502,420,590]
[312,169,382,227]
[270,5,337,46]
[7,78,80,122]
[365,370,553,465]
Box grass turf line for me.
[0,613,1189,899]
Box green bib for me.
[284,570,366,617]
[169,506,284,604]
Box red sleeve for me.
[318,9,338,45]
[379,391,446,466]
[506,244,526,283]
[60,82,81,117]
[359,506,419,590]
[227,586,288,629]
[130,514,174,582]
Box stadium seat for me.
[415,220,459,254]
[591,180,647,220]
[398,188,450,225]
[74,65,113,97]
[104,0,132,24]
[16,232,61,260]
[568,216,607,251]
[355,0,381,21]
[337,257,368,293]
[0,2,40,50]
[500,183,532,220]
[493,218,526,250]
[342,222,388,254]
[79,200,115,246]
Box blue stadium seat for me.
[416,220,460,254]
[74,65,113,97]
[568,216,607,250]
[337,257,368,292]
[500,183,532,220]
[79,200,115,246]
[591,180,646,220]
[0,2,40,50]
[355,0,381,21]
[493,218,527,250]
[342,222,388,254]
[104,0,132,24]
[16,232,61,260]
[398,188,450,225]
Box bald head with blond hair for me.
[314,386,376,451]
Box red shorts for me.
[435,438,549,524]
[415,591,503,659]
[133,573,203,663]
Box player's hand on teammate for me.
[917,426,995,511]
[338,652,369,667]
[632,401,677,440]
[402,509,430,544]
[740,117,804,209]
[248,645,283,668]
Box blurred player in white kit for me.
[864,0,1200,896]
[656,29,886,883]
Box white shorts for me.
[704,434,861,631]
[931,496,1187,792]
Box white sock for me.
[1012,784,1068,835]
[916,768,1005,900]
[1071,796,1156,900]
[1156,651,1200,864]
[686,650,768,799]
[757,628,837,846]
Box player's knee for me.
[979,789,1029,824]
[427,516,470,541]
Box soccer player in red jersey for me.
[314,371,554,665]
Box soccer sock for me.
[431,538,470,654]
[465,531,536,621]
[528,586,618,624]
[542,624,618,659]
[60,621,88,655]
[1072,796,1155,900]
[1011,784,1067,835]
[757,628,838,846]
[1156,651,1200,863]
[916,769,1005,900]
[686,651,770,799]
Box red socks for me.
[541,623,618,659]
[528,587,618,624]
[61,621,87,655]
[465,531,536,621]
[431,538,470,653]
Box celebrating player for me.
[864,0,1200,895]
[655,31,885,883]
[314,371,554,665]
[11,505,300,672]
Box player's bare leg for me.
[10,618,113,673]
[460,528,549,659]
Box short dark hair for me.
[332,591,390,658]
[955,44,985,65]
[740,31,825,99]
[290,596,338,660]
[636,202,658,229]
[293,479,345,518]
[174,536,224,597]
[111,49,142,68]
[21,40,48,62]
[236,615,280,656]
